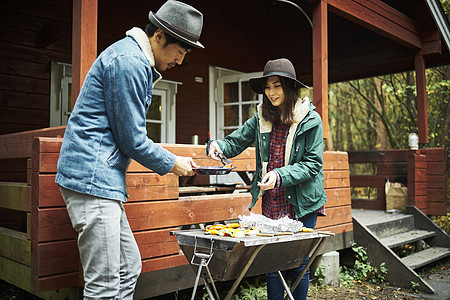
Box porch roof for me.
[204,0,450,85]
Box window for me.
[60,76,72,125]
[50,61,72,127]
[208,66,262,140]
[219,76,261,137]
[153,79,180,143]
[145,90,166,143]
[208,66,262,184]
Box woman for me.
[207,58,327,300]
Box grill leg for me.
[191,258,206,300]
[285,237,325,300]
[223,244,265,300]
[203,280,217,300]
[277,271,294,300]
[205,265,220,299]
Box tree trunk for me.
[374,77,388,149]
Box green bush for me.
[340,243,388,285]
[232,276,267,300]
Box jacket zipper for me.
[256,115,263,179]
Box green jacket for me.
[216,97,327,219]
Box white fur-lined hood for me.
[126,27,162,86]
[126,27,155,66]
[257,96,311,133]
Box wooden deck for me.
[0,128,353,297]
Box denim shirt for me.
[56,28,176,201]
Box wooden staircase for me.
[352,206,450,294]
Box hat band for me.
[154,14,200,42]
[265,71,296,79]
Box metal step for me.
[402,247,450,269]
[380,230,436,249]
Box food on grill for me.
[205,227,239,237]
[206,224,227,230]
[232,230,246,238]
[205,223,246,237]
[203,215,323,238]
[244,229,259,236]
[300,227,314,232]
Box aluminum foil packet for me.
[238,212,304,234]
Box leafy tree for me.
[324,1,449,152]
[326,66,449,151]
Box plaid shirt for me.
[262,121,325,220]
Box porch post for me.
[312,1,329,139]
[414,54,429,144]
[72,0,98,110]
[407,150,427,214]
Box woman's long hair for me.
[261,76,299,125]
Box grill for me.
[172,229,330,300]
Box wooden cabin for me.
[0,0,449,298]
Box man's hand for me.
[170,156,198,176]
[257,171,277,191]
[207,140,222,161]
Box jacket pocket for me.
[105,146,129,170]
[297,179,318,206]
[292,135,305,162]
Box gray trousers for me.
[60,187,142,300]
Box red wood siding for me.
[0,0,266,144]
[0,0,72,135]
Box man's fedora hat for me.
[249,58,309,94]
[149,0,204,49]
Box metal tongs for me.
[217,152,232,167]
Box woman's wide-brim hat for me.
[149,0,204,49]
[249,58,309,94]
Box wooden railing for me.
[348,148,447,215]
[0,127,353,295]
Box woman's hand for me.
[257,171,277,191]
[207,140,222,161]
[170,156,199,176]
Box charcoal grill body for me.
[173,229,327,300]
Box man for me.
[55,1,204,298]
